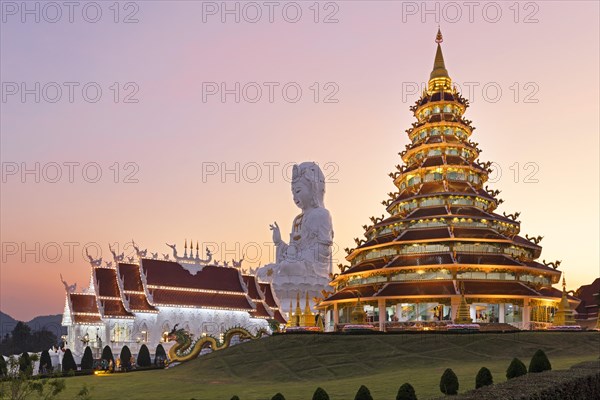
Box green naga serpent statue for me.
[167,325,270,363]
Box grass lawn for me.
[54,332,599,400]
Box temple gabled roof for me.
[67,293,103,324]
[117,263,157,313]
[243,275,274,319]
[139,259,255,312]
[259,282,287,324]
[93,267,134,319]
[141,259,247,293]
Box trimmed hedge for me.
[312,387,330,400]
[80,346,94,370]
[19,352,31,373]
[230,397,240,400]
[475,367,493,389]
[506,358,527,379]
[397,382,417,400]
[436,361,600,400]
[120,345,132,371]
[354,385,373,400]
[440,368,459,395]
[101,345,114,362]
[529,349,552,373]
[62,349,77,372]
[154,344,167,366]
[271,393,285,400]
[137,344,151,367]
[0,355,7,377]
[39,350,53,373]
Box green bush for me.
[271,393,285,400]
[396,382,417,400]
[230,396,240,400]
[101,345,114,362]
[39,349,53,373]
[62,349,77,372]
[120,345,132,371]
[155,344,167,366]
[80,346,94,370]
[506,357,527,379]
[0,355,7,377]
[313,387,330,400]
[475,367,493,389]
[19,352,31,373]
[137,344,151,367]
[354,385,373,400]
[529,349,552,373]
[440,368,459,395]
[441,361,599,400]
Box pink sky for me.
[1,1,598,321]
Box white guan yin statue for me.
[257,162,334,315]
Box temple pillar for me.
[469,304,476,321]
[451,296,460,321]
[378,299,386,332]
[333,302,339,329]
[499,303,506,323]
[324,308,331,332]
[523,298,531,329]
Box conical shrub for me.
[19,352,31,374]
[440,368,459,395]
[396,382,417,400]
[313,387,330,400]
[120,345,132,370]
[271,393,285,400]
[528,349,551,373]
[80,346,94,370]
[137,344,151,367]
[62,349,77,372]
[354,385,373,400]
[475,367,493,388]
[154,344,167,366]
[506,357,527,379]
[39,350,53,373]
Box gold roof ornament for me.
[553,275,576,326]
[429,28,452,91]
[455,281,473,324]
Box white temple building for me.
[61,243,285,357]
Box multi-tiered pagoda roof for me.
[318,31,575,329]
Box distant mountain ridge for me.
[0,311,66,337]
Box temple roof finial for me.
[430,28,449,80]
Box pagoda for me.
[317,30,579,331]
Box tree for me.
[62,349,77,373]
[396,383,417,400]
[271,393,285,400]
[120,345,132,371]
[475,367,493,388]
[230,397,240,400]
[154,344,167,366]
[19,352,31,374]
[0,355,7,377]
[137,344,151,367]
[529,349,552,373]
[80,346,94,370]
[354,385,373,400]
[39,349,53,374]
[101,345,114,362]
[506,357,527,379]
[12,322,31,349]
[313,387,330,400]
[440,368,459,395]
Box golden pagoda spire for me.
[428,27,452,92]
[553,274,576,326]
[304,291,312,315]
[454,281,473,324]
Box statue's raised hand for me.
[270,222,281,245]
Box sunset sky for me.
[1,1,598,321]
